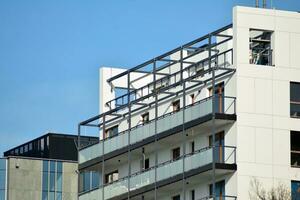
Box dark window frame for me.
[290,82,300,118]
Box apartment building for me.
[0,133,98,200]
[77,6,300,200]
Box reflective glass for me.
[0,159,5,170]
[56,192,62,200]
[84,172,90,191]
[0,171,5,190]
[91,171,99,189]
[42,191,48,200]
[0,190,4,200]
[56,173,62,192]
[50,161,56,172]
[43,161,49,172]
[42,171,48,191]
[50,172,55,191]
[49,191,55,200]
[291,82,300,102]
[57,162,62,173]
[292,181,300,200]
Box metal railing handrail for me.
[79,96,236,151]
[78,145,236,196]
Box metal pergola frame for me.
[77,24,236,200]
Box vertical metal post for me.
[127,73,131,200]
[102,115,105,200]
[263,0,266,8]
[210,34,217,200]
[180,47,186,200]
[154,60,158,200]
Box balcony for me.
[79,146,236,200]
[79,96,236,166]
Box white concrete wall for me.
[233,6,300,199]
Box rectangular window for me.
[57,162,62,173]
[42,160,63,200]
[50,161,56,172]
[91,171,100,189]
[292,180,300,200]
[209,180,225,198]
[141,112,149,124]
[144,158,150,170]
[249,29,273,66]
[42,191,48,200]
[105,126,119,138]
[172,195,180,200]
[209,131,225,163]
[172,147,180,160]
[190,94,195,105]
[291,82,300,118]
[141,158,150,170]
[49,172,55,192]
[29,143,33,151]
[191,190,195,200]
[291,131,300,167]
[172,100,180,112]
[56,173,62,192]
[41,138,44,151]
[190,141,195,154]
[0,159,6,200]
[42,171,48,191]
[105,170,119,184]
[56,192,62,200]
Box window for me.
[24,145,28,153]
[42,160,63,200]
[190,94,195,105]
[140,157,150,170]
[141,112,149,124]
[105,126,118,138]
[249,29,273,66]
[105,170,119,184]
[190,190,195,200]
[209,82,224,113]
[20,146,23,154]
[0,159,6,200]
[190,141,195,154]
[172,195,180,200]
[41,138,44,151]
[172,147,180,160]
[79,170,100,193]
[209,180,225,199]
[29,143,33,151]
[291,131,300,167]
[291,82,300,118]
[209,131,225,163]
[172,100,180,112]
[292,181,300,200]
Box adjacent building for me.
[1,133,98,200]
[77,5,300,200]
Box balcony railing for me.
[79,96,236,164]
[79,146,236,199]
[198,195,237,200]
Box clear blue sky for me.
[0,0,299,155]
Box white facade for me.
[78,6,300,200]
